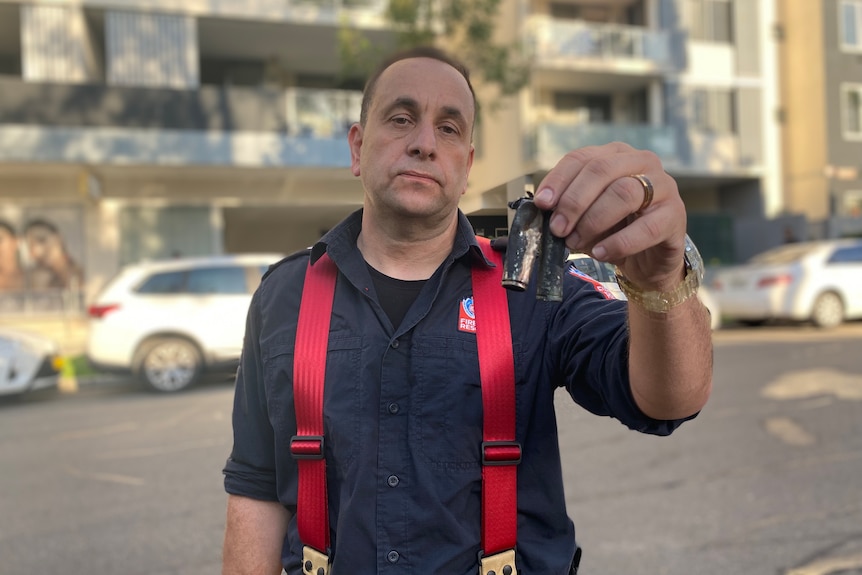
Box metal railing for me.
[529,121,678,166]
[525,15,672,67]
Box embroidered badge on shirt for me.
[458,296,476,333]
[568,267,616,300]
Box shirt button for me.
[387,550,400,563]
[387,402,400,414]
[391,339,400,349]
[387,474,399,487]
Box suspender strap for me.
[294,243,518,573]
[474,237,520,574]
[292,253,337,568]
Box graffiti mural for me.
[0,206,85,313]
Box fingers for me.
[531,142,684,260]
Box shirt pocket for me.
[264,336,364,473]
[411,336,486,471]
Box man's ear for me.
[461,144,475,196]
[348,123,363,176]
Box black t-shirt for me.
[366,263,427,329]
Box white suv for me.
[86,254,283,392]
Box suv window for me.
[135,265,252,295]
[187,267,249,294]
[828,245,862,264]
[136,270,186,294]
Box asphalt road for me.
[1,324,860,575]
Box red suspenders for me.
[291,239,519,575]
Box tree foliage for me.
[338,0,530,103]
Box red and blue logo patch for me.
[458,296,476,333]
[568,267,616,300]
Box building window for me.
[842,0,862,51]
[687,0,734,43]
[691,89,736,134]
[842,84,862,139]
[553,92,612,123]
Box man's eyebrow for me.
[440,105,469,128]
[380,97,420,118]
[379,97,470,128]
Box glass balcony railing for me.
[285,87,362,139]
[525,15,672,68]
[0,78,361,168]
[529,122,679,167]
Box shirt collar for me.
[309,208,498,270]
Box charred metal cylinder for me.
[501,196,567,302]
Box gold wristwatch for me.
[614,234,704,313]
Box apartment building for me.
[0,0,783,315]
[779,0,862,240]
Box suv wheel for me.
[136,337,202,392]
[811,292,844,328]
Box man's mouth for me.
[399,171,439,185]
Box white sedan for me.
[0,327,64,397]
[567,252,721,329]
[709,239,862,328]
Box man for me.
[222,46,712,574]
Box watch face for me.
[683,233,705,283]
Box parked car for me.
[86,253,283,392]
[567,252,722,330]
[0,327,64,397]
[709,239,862,328]
[567,252,626,300]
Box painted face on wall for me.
[24,223,64,266]
[0,225,20,270]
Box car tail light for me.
[757,274,792,288]
[88,303,120,319]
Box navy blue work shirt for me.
[224,209,695,574]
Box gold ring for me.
[628,174,654,215]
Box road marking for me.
[763,416,816,446]
[762,369,862,401]
[63,465,145,486]
[786,553,862,574]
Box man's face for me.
[348,57,475,220]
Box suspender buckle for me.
[291,435,325,460]
[301,545,331,575]
[481,441,521,466]
[478,548,518,575]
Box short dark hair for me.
[359,45,477,129]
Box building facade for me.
[779,0,862,241]
[0,0,794,316]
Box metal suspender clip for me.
[481,441,522,466]
[290,435,325,460]
[301,545,331,575]
[478,548,518,575]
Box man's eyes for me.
[389,115,461,135]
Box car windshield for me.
[749,243,816,265]
[570,256,616,283]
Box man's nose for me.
[408,122,436,159]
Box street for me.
[1,325,861,575]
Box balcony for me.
[528,121,679,168]
[525,15,673,84]
[0,78,359,168]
